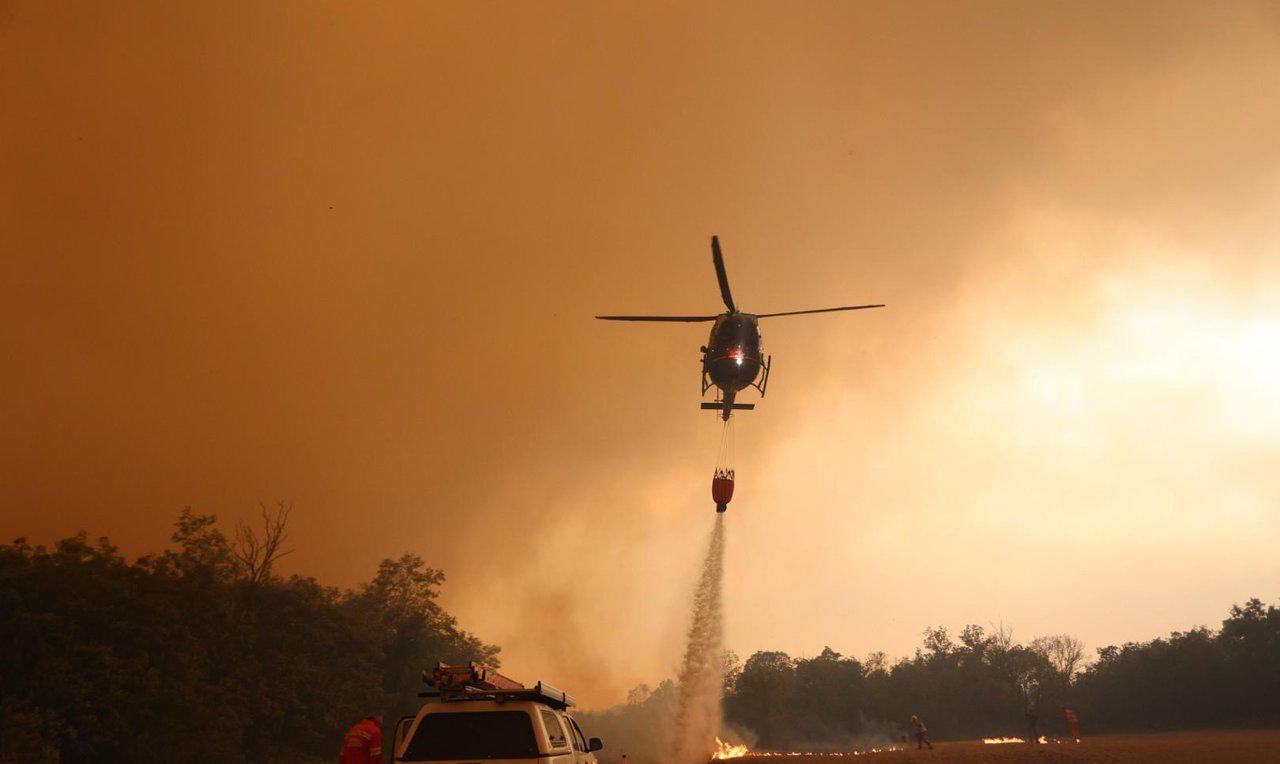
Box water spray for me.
[672,514,727,763]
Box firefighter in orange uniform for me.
[910,715,933,750]
[341,714,383,764]
[1061,707,1081,742]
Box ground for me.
[717,730,1280,764]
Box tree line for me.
[721,598,1279,750]
[0,507,498,764]
[4,509,1276,762]
[583,599,1280,759]
[723,626,1077,749]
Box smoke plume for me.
[671,514,727,763]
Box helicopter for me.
[597,235,884,422]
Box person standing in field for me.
[910,715,933,750]
[340,714,383,764]
[1061,707,1081,742]
[1026,710,1040,742]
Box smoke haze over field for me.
[4,1,1280,707]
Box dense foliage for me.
[0,510,497,764]
[582,600,1280,760]
[575,680,680,762]
[722,627,1072,749]
[3,509,1276,762]
[1076,599,1280,731]
[718,601,1280,750]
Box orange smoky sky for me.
[3,2,1280,707]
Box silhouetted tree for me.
[1074,599,1280,732]
[724,651,796,748]
[233,501,294,585]
[1030,634,1086,680]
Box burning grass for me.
[706,729,1280,764]
[711,737,899,759]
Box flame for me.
[711,737,898,759]
[982,736,1052,745]
[713,738,751,759]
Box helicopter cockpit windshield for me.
[710,315,759,360]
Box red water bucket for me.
[712,476,734,509]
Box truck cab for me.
[393,668,603,764]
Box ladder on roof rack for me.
[421,663,576,709]
[418,682,576,710]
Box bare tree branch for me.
[234,500,294,584]
[1030,633,1087,679]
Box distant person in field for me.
[910,715,933,750]
[1061,707,1081,742]
[340,714,383,764]
[1026,710,1040,742]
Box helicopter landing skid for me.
[700,402,755,412]
[751,354,771,397]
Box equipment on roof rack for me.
[430,662,524,692]
[421,663,577,709]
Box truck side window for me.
[540,709,569,750]
[559,715,582,752]
[566,715,589,752]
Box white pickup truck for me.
[393,680,604,764]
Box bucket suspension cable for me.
[714,417,735,478]
[712,417,735,512]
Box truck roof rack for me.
[421,663,576,709]
[418,681,576,710]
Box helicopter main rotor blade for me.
[711,235,737,313]
[595,314,720,322]
[755,304,885,318]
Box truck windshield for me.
[400,711,539,761]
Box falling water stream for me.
[671,514,727,763]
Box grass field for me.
[717,730,1280,764]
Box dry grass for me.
[717,730,1280,764]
